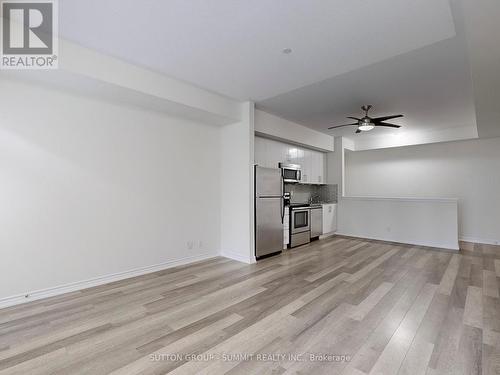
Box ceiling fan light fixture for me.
[358,121,375,131]
[327,105,404,134]
[358,124,375,131]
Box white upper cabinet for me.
[267,140,282,169]
[281,142,292,164]
[287,144,300,166]
[301,148,312,183]
[254,136,326,184]
[311,151,325,184]
[319,153,325,183]
[254,136,266,167]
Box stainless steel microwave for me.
[279,163,301,183]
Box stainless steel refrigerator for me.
[255,166,284,259]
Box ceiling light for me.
[358,123,375,132]
[282,48,292,54]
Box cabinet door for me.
[283,145,293,163]
[331,204,337,232]
[322,204,337,234]
[317,152,325,184]
[311,208,323,237]
[261,138,272,168]
[311,151,318,184]
[267,139,282,168]
[312,151,325,184]
[286,145,299,164]
[283,211,290,247]
[282,143,291,165]
[301,148,312,183]
[254,136,266,166]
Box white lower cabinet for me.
[283,209,290,248]
[283,212,290,249]
[322,204,337,235]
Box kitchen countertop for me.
[289,202,337,208]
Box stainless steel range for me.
[290,206,310,247]
[288,203,324,248]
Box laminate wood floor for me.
[1,236,499,374]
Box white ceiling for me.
[256,0,500,148]
[459,0,500,139]
[57,0,500,149]
[59,0,455,101]
[258,16,477,143]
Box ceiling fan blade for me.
[376,122,401,128]
[355,129,361,134]
[372,114,403,122]
[347,116,362,121]
[328,123,359,129]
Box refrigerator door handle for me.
[280,177,285,224]
[280,196,284,224]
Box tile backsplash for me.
[285,183,338,204]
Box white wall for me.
[345,137,500,244]
[327,137,459,250]
[352,126,478,151]
[220,102,255,264]
[59,39,242,123]
[254,110,334,151]
[340,197,459,249]
[327,137,354,193]
[0,78,222,304]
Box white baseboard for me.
[459,236,500,246]
[0,252,218,310]
[220,250,255,264]
[319,232,336,240]
[335,232,459,251]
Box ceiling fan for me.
[328,105,403,134]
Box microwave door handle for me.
[297,170,302,181]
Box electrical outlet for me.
[198,240,203,249]
[187,241,194,250]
